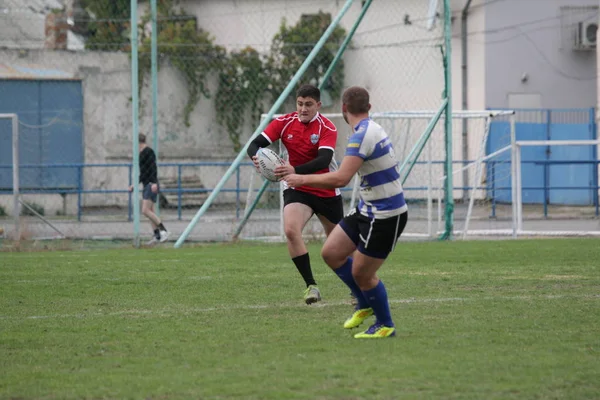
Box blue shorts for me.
[143,183,158,203]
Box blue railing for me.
[484,159,600,218]
[0,159,599,220]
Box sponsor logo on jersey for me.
[287,134,293,140]
[310,133,319,144]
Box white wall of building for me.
[0,0,488,215]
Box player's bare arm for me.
[285,156,363,189]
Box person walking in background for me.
[129,133,170,245]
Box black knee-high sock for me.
[153,228,160,239]
[292,253,316,287]
[158,223,166,231]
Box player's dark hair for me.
[343,86,370,114]
[138,133,146,144]
[296,84,320,102]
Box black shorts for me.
[283,189,344,225]
[142,183,158,203]
[339,209,408,259]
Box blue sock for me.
[363,280,394,327]
[333,257,369,309]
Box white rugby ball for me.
[256,147,285,182]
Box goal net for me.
[234,110,516,241]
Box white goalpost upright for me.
[1,113,69,242]
[0,113,20,240]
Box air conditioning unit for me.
[575,21,598,50]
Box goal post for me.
[445,113,600,239]
[236,109,508,241]
[0,113,20,240]
[368,110,516,239]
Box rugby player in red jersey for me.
[247,84,343,304]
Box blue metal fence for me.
[488,108,597,207]
[1,157,598,221]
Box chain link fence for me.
[0,0,450,248]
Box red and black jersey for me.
[262,112,340,197]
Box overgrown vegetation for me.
[215,47,270,152]
[215,12,347,151]
[76,0,131,51]
[266,12,347,105]
[75,1,347,151]
[138,1,225,127]
[20,202,45,217]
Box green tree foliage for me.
[138,4,225,127]
[77,1,347,152]
[214,11,347,151]
[214,47,270,152]
[79,0,131,51]
[266,12,346,105]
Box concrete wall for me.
[1,0,493,216]
[484,0,597,109]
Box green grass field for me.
[1,239,599,399]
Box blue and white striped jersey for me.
[345,118,408,219]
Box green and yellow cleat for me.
[343,308,374,329]
[303,285,321,305]
[354,323,396,339]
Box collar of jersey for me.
[298,112,320,124]
[354,118,370,132]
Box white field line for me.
[1,294,598,321]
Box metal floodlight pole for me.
[440,0,454,240]
[176,0,357,248]
[2,113,21,241]
[151,0,160,216]
[131,0,141,248]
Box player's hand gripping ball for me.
[256,148,285,182]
